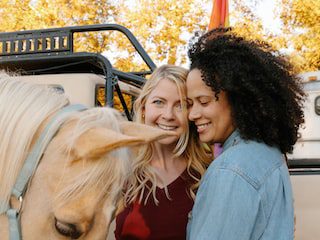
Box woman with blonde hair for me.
[115,64,211,240]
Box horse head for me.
[0,73,174,239]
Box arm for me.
[188,168,264,240]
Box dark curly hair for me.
[188,28,305,154]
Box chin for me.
[200,135,211,143]
[158,136,179,145]
[202,139,218,146]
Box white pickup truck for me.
[288,71,320,240]
[0,24,154,120]
[1,24,319,239]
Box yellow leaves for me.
[279,0,320,71]
[233,0,320,72]
[96,86,133,113]
[290,0,320,27]
[116,0,208,65]
[230,1,271,47]
[0,0,38,31]
[0,0,209,67]
[1,0,317,73]
[114,57,143,73]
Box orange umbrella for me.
[208,0,229,30]
[209,0,230,157]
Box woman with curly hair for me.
[186,28,305,240]
[115,64,211,240]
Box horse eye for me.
[54,217,82,239]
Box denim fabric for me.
[187,130,294,240]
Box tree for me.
[0,0,210,70]
[231,0,265,41]
[1,0,318,72]
[116,0,209,67]
[0,0,37,31]
[229,0,320,72]
[279,0,320,72]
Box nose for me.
[188,105,201,121]
[162,106,174,120]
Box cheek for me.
[144,113,157,125]
[218,110,234,134]
[221,106,233,124]
[203,106,218,121]
[144,106,158,123]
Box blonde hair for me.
[125,64,211,205]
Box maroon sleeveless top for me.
[115,171,194,240]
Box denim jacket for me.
[187,130,294,240]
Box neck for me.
[150,143,187,188]
[151,143,179,171]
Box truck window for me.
[316,96,320,115]
[95,85,135,113]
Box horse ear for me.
[119,121,176,141]
[73,125,176,161]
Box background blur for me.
[0,0,318,74]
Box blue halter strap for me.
[4,104,87,240]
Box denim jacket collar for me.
[222,130,241,152]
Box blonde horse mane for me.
[0,72,131,215]
[52,108,132,208]
[0,72,69,213]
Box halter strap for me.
[6,104,87,240]
[12,104,87,199]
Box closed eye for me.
[54,217,82,239]
[199,96,212,106]
[200,101,210,106]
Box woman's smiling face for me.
[186,68,235,145]
[144,78,187,145]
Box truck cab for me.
[288,71,320,240]
[11,73,141,111]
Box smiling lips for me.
[196,122,211,133]
[157,123,177,131]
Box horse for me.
[0,72,173,239]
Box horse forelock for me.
[0,72,69,213]
[51,108,131,208]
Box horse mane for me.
[0,72,69,213]
[52,108,131,208]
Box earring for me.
[142,114,145,118]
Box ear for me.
[119,121,177,142]
[72,128,145,161]
[73,124,176,161]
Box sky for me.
[227,0,282,34]
[255,0,282,33]
[199,0,283,34]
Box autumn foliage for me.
[0,0,319,73]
